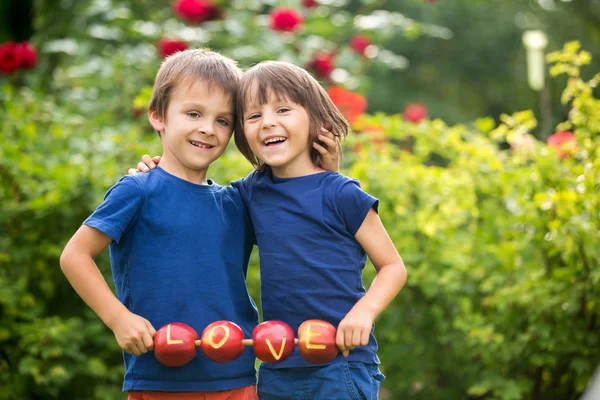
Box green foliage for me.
[347,42,599,399]
[0,84,148,399]
[1,0,599,396]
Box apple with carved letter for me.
[154,322,198,367]
[297,319,338,364]
[252,320,295,363]
[200,320,245,363]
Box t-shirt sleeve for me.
[335,177,379,236]
[231,173,257,246]
[231,172,254,207]
[83,176,143,243]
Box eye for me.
[217,118,230,126]
[246,113,260,121]
[187,111,200,118]
[277,107,290,113]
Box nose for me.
[261,111,276,130]
[197,119,216,136]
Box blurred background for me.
[1,0,599,399]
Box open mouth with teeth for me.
[189,140,214,149]
[263,137,287,146]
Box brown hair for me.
[234,61,349,171]
[149,49,242,130]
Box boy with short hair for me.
[60,49,259,399]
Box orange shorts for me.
[127,385,258,400]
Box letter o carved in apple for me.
[252,320,295,363]
[154,322,198,367]
[297,319,338,364]
[200,320,245,363]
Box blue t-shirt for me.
[84,166,259,391]
[232,170,380,368]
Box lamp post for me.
[522,30,552,139]
[522,30,548,91]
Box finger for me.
[127,343,141,356]
[351,329,362,347]
[321,126,335,137]
[133,340,146,355]
[145,320,157,348]
[137,161,149,173]
[141,154,156,169]
[336,328,347,351]
[151,155,161,164]
[313,142,328,155]
[128,168,137,175]
[146,320,156,337]
[142,331,154,351]
[342,349,349,357]
[360,329,370,347]
[318,133,337,148]
[344,328,353,351]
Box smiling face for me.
[234,61,350,175]
[149,79,234,183]
[242,85,317,178]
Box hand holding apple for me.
[335,305,375,357]
[154,318,345,367]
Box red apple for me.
[297,319,338,364]
[200,320,245,363]
[154,322,198,367]
[252,321,295,363]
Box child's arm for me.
[336,208,407,357]
[60,226,156,355]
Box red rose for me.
[307,53,335,79]
[403,103,428,124]
[350,35,370,56]
[158,38,189,59]
[16,42,37,69]
[269,8,303,32]
[0,41,22,74]
[327,86,367,123]
[302,0,318,8]
[173,0,222,24]
[547,131,577,159]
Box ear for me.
[148,109,165,133]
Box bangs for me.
[179,62,238,98]
[177,75,233,100]
[237,62,311,110]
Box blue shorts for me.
[257,362,385,400]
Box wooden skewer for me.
[193,338,299,347]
